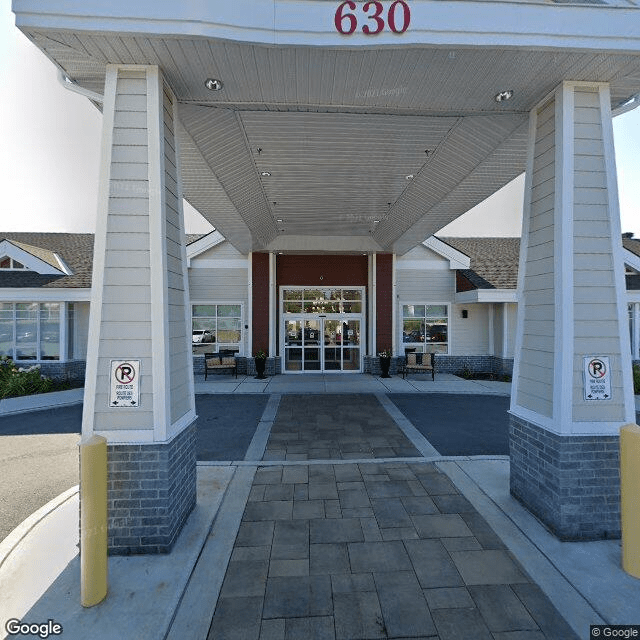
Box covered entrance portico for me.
[12,0,640,552]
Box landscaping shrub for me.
[633,364,640,395]
[0,356,61,399]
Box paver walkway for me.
[264,395,421,461]
[207,395,580,639]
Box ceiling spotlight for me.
[204,78,223,91]
[276,218,283,223]
[494,89,514,102]
[405,174,414,180]
[261,171,271,177]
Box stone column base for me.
[509,414,620,541]
[106,423,197,555]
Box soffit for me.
[20,29,640,252]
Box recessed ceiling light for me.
[276,218,283,223]
[494,89,514,102]
[261,171,271,177]
[204,78,223,91]
[405,174,414,180]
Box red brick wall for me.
[276,254,368,287]
[456,271,476,293]
[376,254,393,354]
[252,253,270,356]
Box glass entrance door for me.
[284,316,361,372]
[323,319,361,371]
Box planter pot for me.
[379,356,391,378]
[255,357,267,379]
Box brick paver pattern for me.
[208,395,580,640]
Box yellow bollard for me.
[80,434,108,606]
[620,423,640,579]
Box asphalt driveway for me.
[389,393,511,456]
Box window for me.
[0,257,25,269]
[282,288,362,314]
[402,304,448,354]
[0,302,61,361]
[192,304,242,353]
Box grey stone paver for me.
[374,570,437,638]
[450,549,530,585]
[333,591,386,639]
[432,607,494,640]
[423,586,475,609]
[208,394,580,640]
[263,575,333,619]
[348,540,413,573]
[469,584,538,633]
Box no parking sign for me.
[583,356,611,401]
[109,360,140,407]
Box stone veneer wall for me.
[38,360,86,382]
[364,356,402,376]
[105,422,196,555]
[363,355,513,377]
[509,414,620,541]
[193,355,281,376]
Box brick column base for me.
[509,414,620,541]
[106,423,197,555]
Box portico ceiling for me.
[17,24,640,254]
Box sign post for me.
[109,360,140,407]
[583,356,611,401]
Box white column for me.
[488,303,495,356]
[247,252,253,357]
[510,81,634,541]
[634,302,640,360]
[269,252,276,357]
[502,302,509,359]
[511,81,634,434]
[371,253,377,356]
[81,65,196,554]
[82,65,195,443]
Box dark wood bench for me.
[204,351,238,379]
[400,351,436,380]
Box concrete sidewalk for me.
[1,383,640,639]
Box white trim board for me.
[423,237,471,270]
[0,288,91,302]
[0,240,68,275]
[186,231,226,265]
[454,289,517,304]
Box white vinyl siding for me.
[188,241,249,355]
[571,87,626,423]
[451,304,488,356]
[516,97,556,419]
[162,81,192,424]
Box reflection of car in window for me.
[192,330,215,343]
[403,330,424,343]
[429,325,447,342]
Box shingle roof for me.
[440,237,521,290]
[1,232,637,292]
[0,233,94,288]
[623,236,640,259]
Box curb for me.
[0,388,84,417]
[0,485,79,572]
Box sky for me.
[1,1,638,238]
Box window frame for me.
[398,300,450,355]
[191,301,244,355]
[0,301,66,362]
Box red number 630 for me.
[334,1,411,36]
